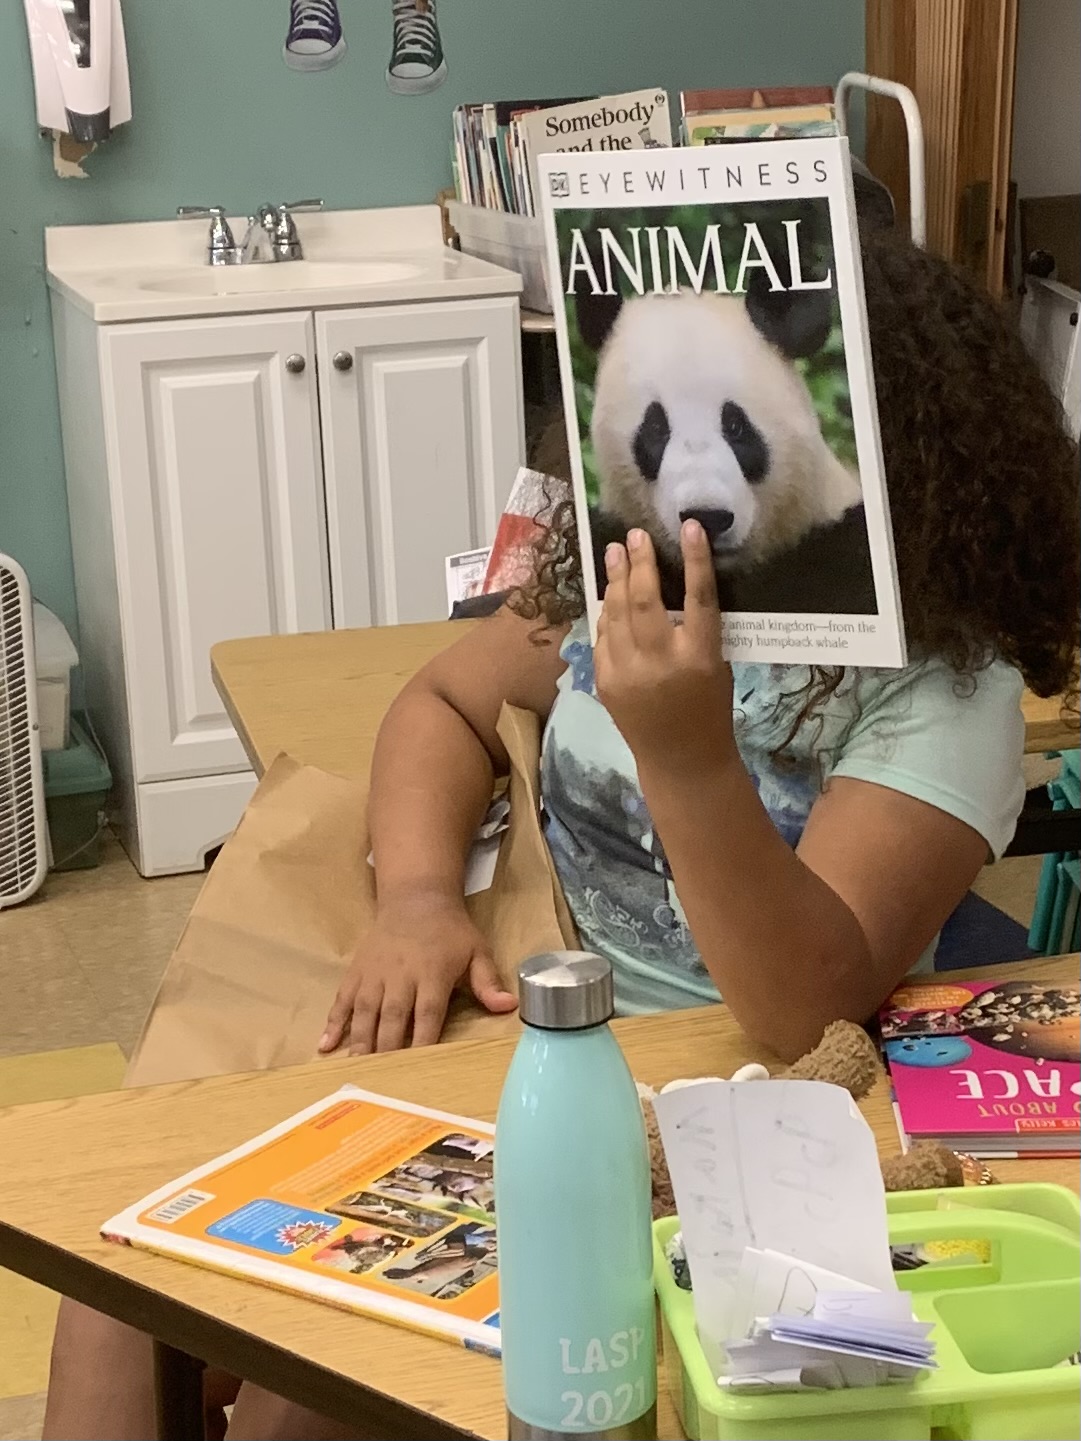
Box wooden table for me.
[212,625,1080,782]
[0,957,1075,1440]
[212,623,475,781]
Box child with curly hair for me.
[319,225,1078,1064]
[44,227,1079,1441]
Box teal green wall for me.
[0,0,863,643]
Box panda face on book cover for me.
[557,197,877,618]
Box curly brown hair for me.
[511,226,1080,739]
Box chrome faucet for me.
[178,200,324,266]
[239,205,279,265]
[177,206,239,266]
[239,200,324,264]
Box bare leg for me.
[226,1382,366,1441]
[43,1299,157,1441]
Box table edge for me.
[0,1223,477,1441]
[210,651,266,779]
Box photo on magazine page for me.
[538,140,906,667]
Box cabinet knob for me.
[285,353,306,374]
[332,350,354,372]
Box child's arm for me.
[597,525,986,1061]
[320,608,567,1056]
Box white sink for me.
[140,259,425,296]
[45,207,522,322]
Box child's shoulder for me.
[851,653,1024,728]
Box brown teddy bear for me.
[640,1019,973,1220]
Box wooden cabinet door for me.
[101,311,331,782]
[866,0,1018,295]
[316,297,524,628]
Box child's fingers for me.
[374,978,417,1053]
[320,979,358,1051]
[680,519,722,651]
[346,979,384,1056]
[600,542,634,661]
[411,980,453,1048]
[468,951,519,1014]
[625,529,671,653]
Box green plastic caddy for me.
[654,1184,1080,1441]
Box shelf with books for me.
[450,89,675,312]
[679,85,839,146]
[452,90,673,220]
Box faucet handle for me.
[267,202,321,262]
[178,206,237,265]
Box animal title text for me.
[556,155,832,298]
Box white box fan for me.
[0,554,48,907]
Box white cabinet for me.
[316,297,523,627]
[53,291,524,876]
[101,312,331,783]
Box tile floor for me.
[0,821,1050,1440]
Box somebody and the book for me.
[453,89,672,218]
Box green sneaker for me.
[387,0,447,95]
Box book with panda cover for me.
[536,138,906,668]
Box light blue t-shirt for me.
[540,619,1026,1016]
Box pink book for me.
[881,978,1080,1156]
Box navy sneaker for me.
[387,0,447,94]
[284,0,347,71]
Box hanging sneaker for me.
[386,0,447,95]
[284,0,347,72]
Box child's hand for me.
[595,521,735,777]
[319,893,516,1055]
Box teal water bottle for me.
[495,952,657,1440]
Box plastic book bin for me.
[654,1184,1080,1441]
[32,601,79,751]
[446,201,552,312]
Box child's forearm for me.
[368,686,501,912]
[637,754,872,1059]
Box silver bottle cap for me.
[517,951,614,1030]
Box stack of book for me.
[881,978,1080,1158]
[452,88,672,218]
[679,85,837,146]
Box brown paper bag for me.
[125,705,577,1088]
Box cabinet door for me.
[101,311,331,783]
[316,297,524,628]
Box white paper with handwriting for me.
[652,1080,895,1372]
[728,1248,876,1344]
